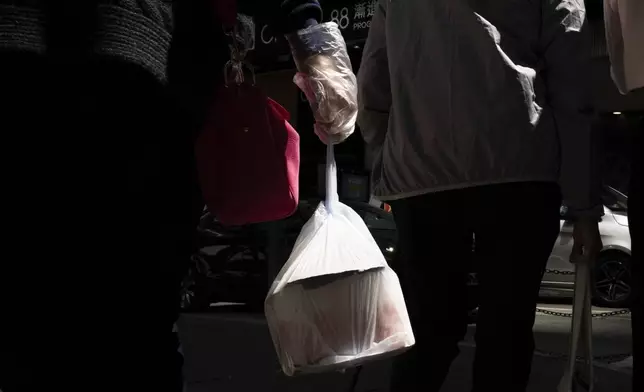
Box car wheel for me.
[593,251,632,308]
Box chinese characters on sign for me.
[352,0,376,31]
[326,0,377,42]
[355,2,366,20]
[367,0,377,17]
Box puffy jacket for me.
[358,0,600,215]
[604,0,644,94]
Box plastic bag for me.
[558,257,595,392]
[287,22,358,144]
[265,144,415,376]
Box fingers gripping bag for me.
[265,144,415,376]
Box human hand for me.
[570,217,602,264]
[288,23,358,145]
[294,57,357,144]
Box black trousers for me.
[1,54,199,391]
[389,182,561,392]
[629,127,643,392]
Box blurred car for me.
[468,186,632,309]
[180,199,397,312]
[540,186,632,307]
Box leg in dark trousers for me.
[629,126,643,392]
[388,182,560,392]
[389,190,474,392]
[471,183,561,391]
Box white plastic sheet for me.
[265,144,414,376]
[558,257,595,392]
[287,22,358,145]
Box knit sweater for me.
[0,1,321,113]
[0,1,320,78]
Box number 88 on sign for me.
[329,7,350,30]
[329,1,377,31]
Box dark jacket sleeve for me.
[540,0,601,216]
[238,0,322,33]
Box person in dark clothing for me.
[389,183,562,391]
[0,1,356,391]
[358,1,602,391]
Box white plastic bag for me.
[265,144,415,376]
[558,257,595,392]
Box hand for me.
[287,22,358,145]
[294,54,357,144]
[570,217,602,264]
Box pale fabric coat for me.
[604,0,644,94]
[358,0,599,214]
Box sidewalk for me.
[178,312,632,392]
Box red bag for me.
[195,0,300,226]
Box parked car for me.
[540,186,632,307]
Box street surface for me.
[178,302,633,392]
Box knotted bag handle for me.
[214,0,255,86]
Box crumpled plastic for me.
[265,144,414,376]
[558,258,595,392]
[287,22,358,144]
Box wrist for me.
[286,22,346,70]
